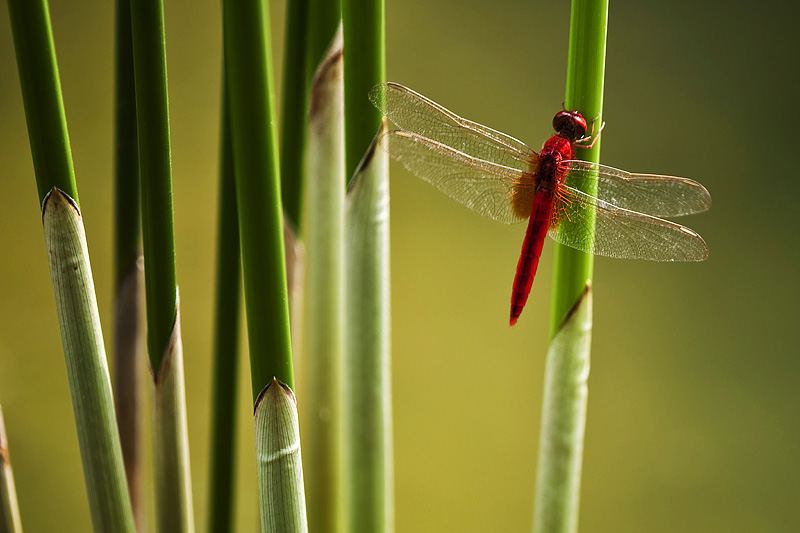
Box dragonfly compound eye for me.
[552,111,588,140]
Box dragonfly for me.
[369,82,711,325]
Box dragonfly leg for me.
[576,116,605,150]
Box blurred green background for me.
[1,0,798,531]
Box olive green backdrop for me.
[0,0,797,531]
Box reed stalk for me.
[343,123,393,533]
[342,0,385,182]
[254,379,308,533]
[279,0,309,233]
[206,98,242,533]
[113,0,145,527]
[8,1,135,530]
[222,0,306,529]
[534,0,608,532]
[341,0,393,529]
[0,407,23,533]
[549,0,607,332]
[300,26,345,533]
[129,0,195,529]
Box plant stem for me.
[254,380,308,533]
[341,0,392,528]
[279,0,309,233]
[343,125,393,533]
[43,190,137,533]
[223,0,295,396]
[342,0,385,182]
[129,0,195,529]
[8,2,135,530]
[7,0,78,205]
[305,0,341,86]
[206,97,242,533]
[535,1,608,532]
[533,286,592,533]
[113,0,144,527]
[301,26,345,533]
[129,0,178,372]
[0,406,24,533]
[549,0,608,334]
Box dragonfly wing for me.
[370,82,535,173]
[548,185,709,261]
[560,160,712,217]
[381,130,534,224]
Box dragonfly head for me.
[553,110,588,141]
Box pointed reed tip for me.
[254,378,297,414]
[41,186,80,218]
[554,281,593,333]
[509,315,518,327]
[309,23,344,124]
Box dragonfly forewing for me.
[370,82,535,173]
[380,130,535,224]
[560,160,712,217]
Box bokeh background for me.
[1,0,799,531]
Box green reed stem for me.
[342,0,385,182]
[535,1,607,532]
[113,0,144,527]
[9,2,135,530]
[549,0,608,334]
[129,0,178,371]
[7,0,78,205]
[279,0,309,232]
[223,0,294,398]
[206,97,242,533]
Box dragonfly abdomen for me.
[509,191,554,326]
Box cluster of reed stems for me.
[3,0,606,531]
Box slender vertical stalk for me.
[8,1,135,530]
[129,0,178,370]
[206,98,242,533]
[280,0,310,358]
[341,0,393,529]
[223,0,306,529]
[223,0,295,396]
[0,407,24,533]
[301,27,345,533]
[305,0,341,86]
[343,124,393,533]
[342,0,385,182]
[7,0,78,205]
[535,1,608,532]
[280,0,309,233]
[113,0,144,528]
[533,286,592,533]
[129,0,195,530]
[549,0,608,333]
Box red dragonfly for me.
[369,82,711,325]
